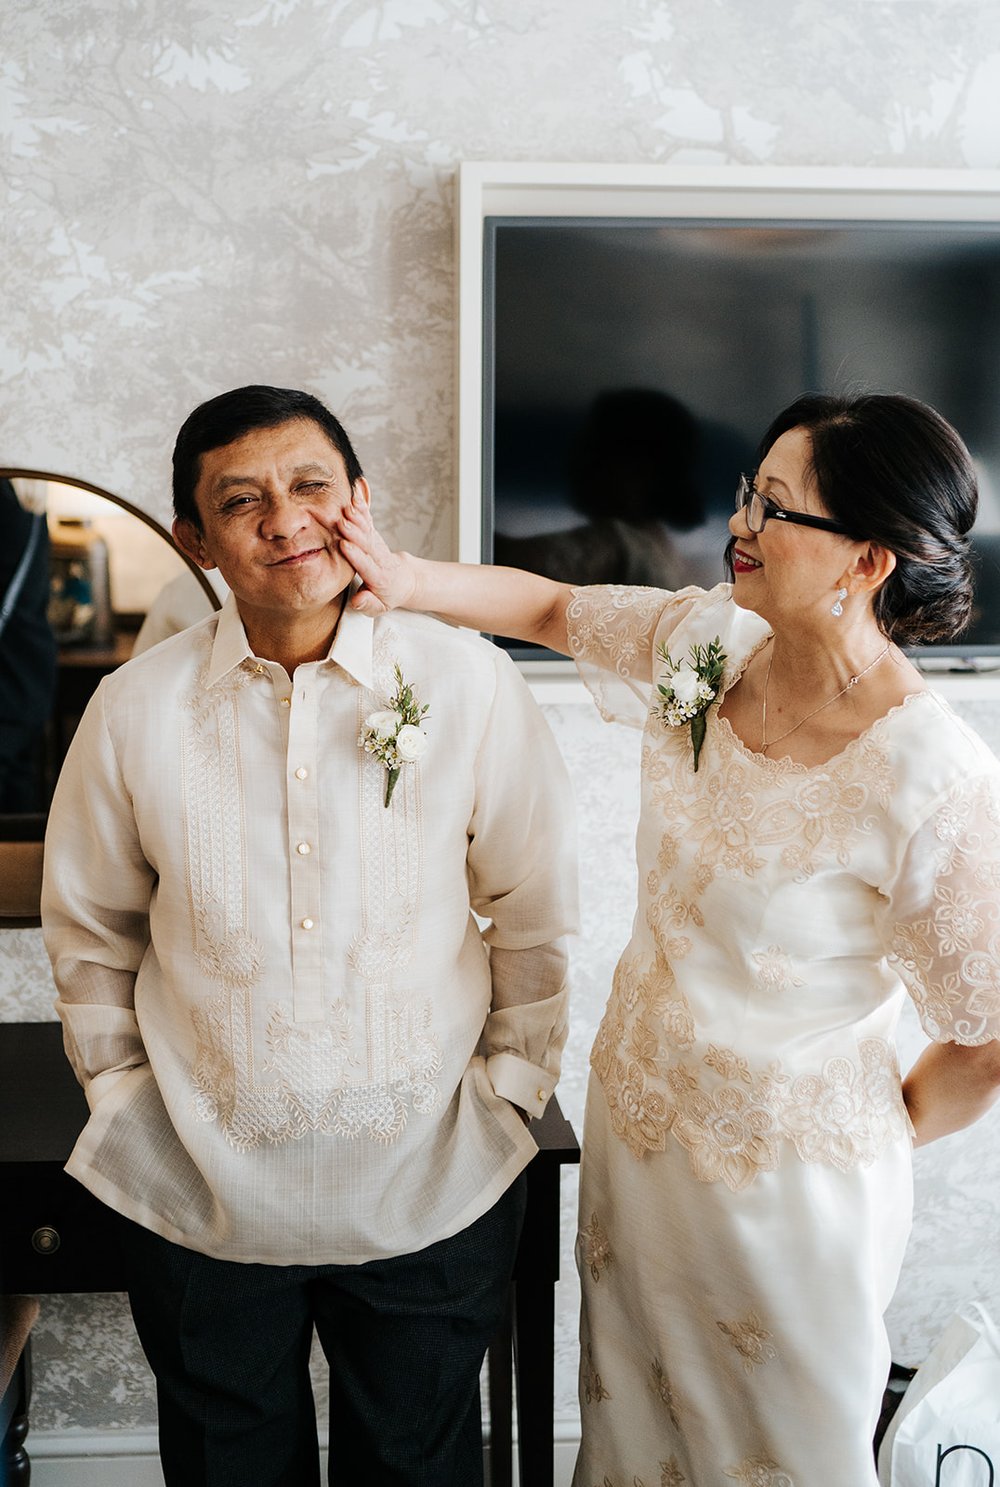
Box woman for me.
[337,393,1000,1486]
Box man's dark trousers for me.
[121,1173,527,1487]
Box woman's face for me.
[728,426,855,632]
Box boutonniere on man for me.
[359,664,430,806]
[654,637,726,772]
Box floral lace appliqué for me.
[580,1212,614,1282]
[663,758,765,883]
[604,1055,673,1159]
[704,1045,751,1084]
[751,946,804,996]
[717,1311,777,1373]
[592,1018,907,1188]
[724,1457,794,1486]
[650,1357,683,1430]
[782,1043,901,1170]
[601,951,695,1058]
[567,585,672,681]
[890,775,1000,1047]
[748,748,886,881]
[583,1345,612,1405]
[670,1076,783,1191]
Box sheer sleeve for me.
[566,583,708,729]
[885,772,1000,1046]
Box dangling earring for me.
[831,587,848,618]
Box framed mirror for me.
[0,468,222,924]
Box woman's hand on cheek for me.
[336,492,416,615]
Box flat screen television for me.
[480,208,1000,665]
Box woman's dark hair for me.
[749,392,978,646]
[172,385,363,529]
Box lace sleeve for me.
[566,583,707,728]
[886,772,1000,1046]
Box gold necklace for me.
[760,640,892,752]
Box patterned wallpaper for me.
[4,0,1000,1445]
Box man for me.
[0,477,57,812]
[41,385,577,1487]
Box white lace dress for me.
[567,583,1000,1487]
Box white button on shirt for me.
[42,597,577,1265]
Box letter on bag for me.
[935,1443,995,1485]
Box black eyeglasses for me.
[735,473,854,536]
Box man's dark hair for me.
[173,385,364,528]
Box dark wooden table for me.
[0,1021,579,1486]
[490,1094,580,1487]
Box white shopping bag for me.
[878,1302,1000,1485]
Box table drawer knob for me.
[31,1225,61,1255]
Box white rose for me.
[364,709,399,738]
[395,724,428,762]
[669,664,701,706]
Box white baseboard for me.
[26,1427,580,1486]
[551,1437,579,1484]
[28,1432,162,1487]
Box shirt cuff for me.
[485,1051,558,1118]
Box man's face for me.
[173,418,368,631]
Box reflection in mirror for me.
[1,476,56,815]
[0,469,221,823]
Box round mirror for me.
[0,468,221,857]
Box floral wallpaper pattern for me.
[4,0,1000,1445]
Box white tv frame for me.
[454,162,1000,697]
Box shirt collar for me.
[328,588,375,691]
[205,583,375,692]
